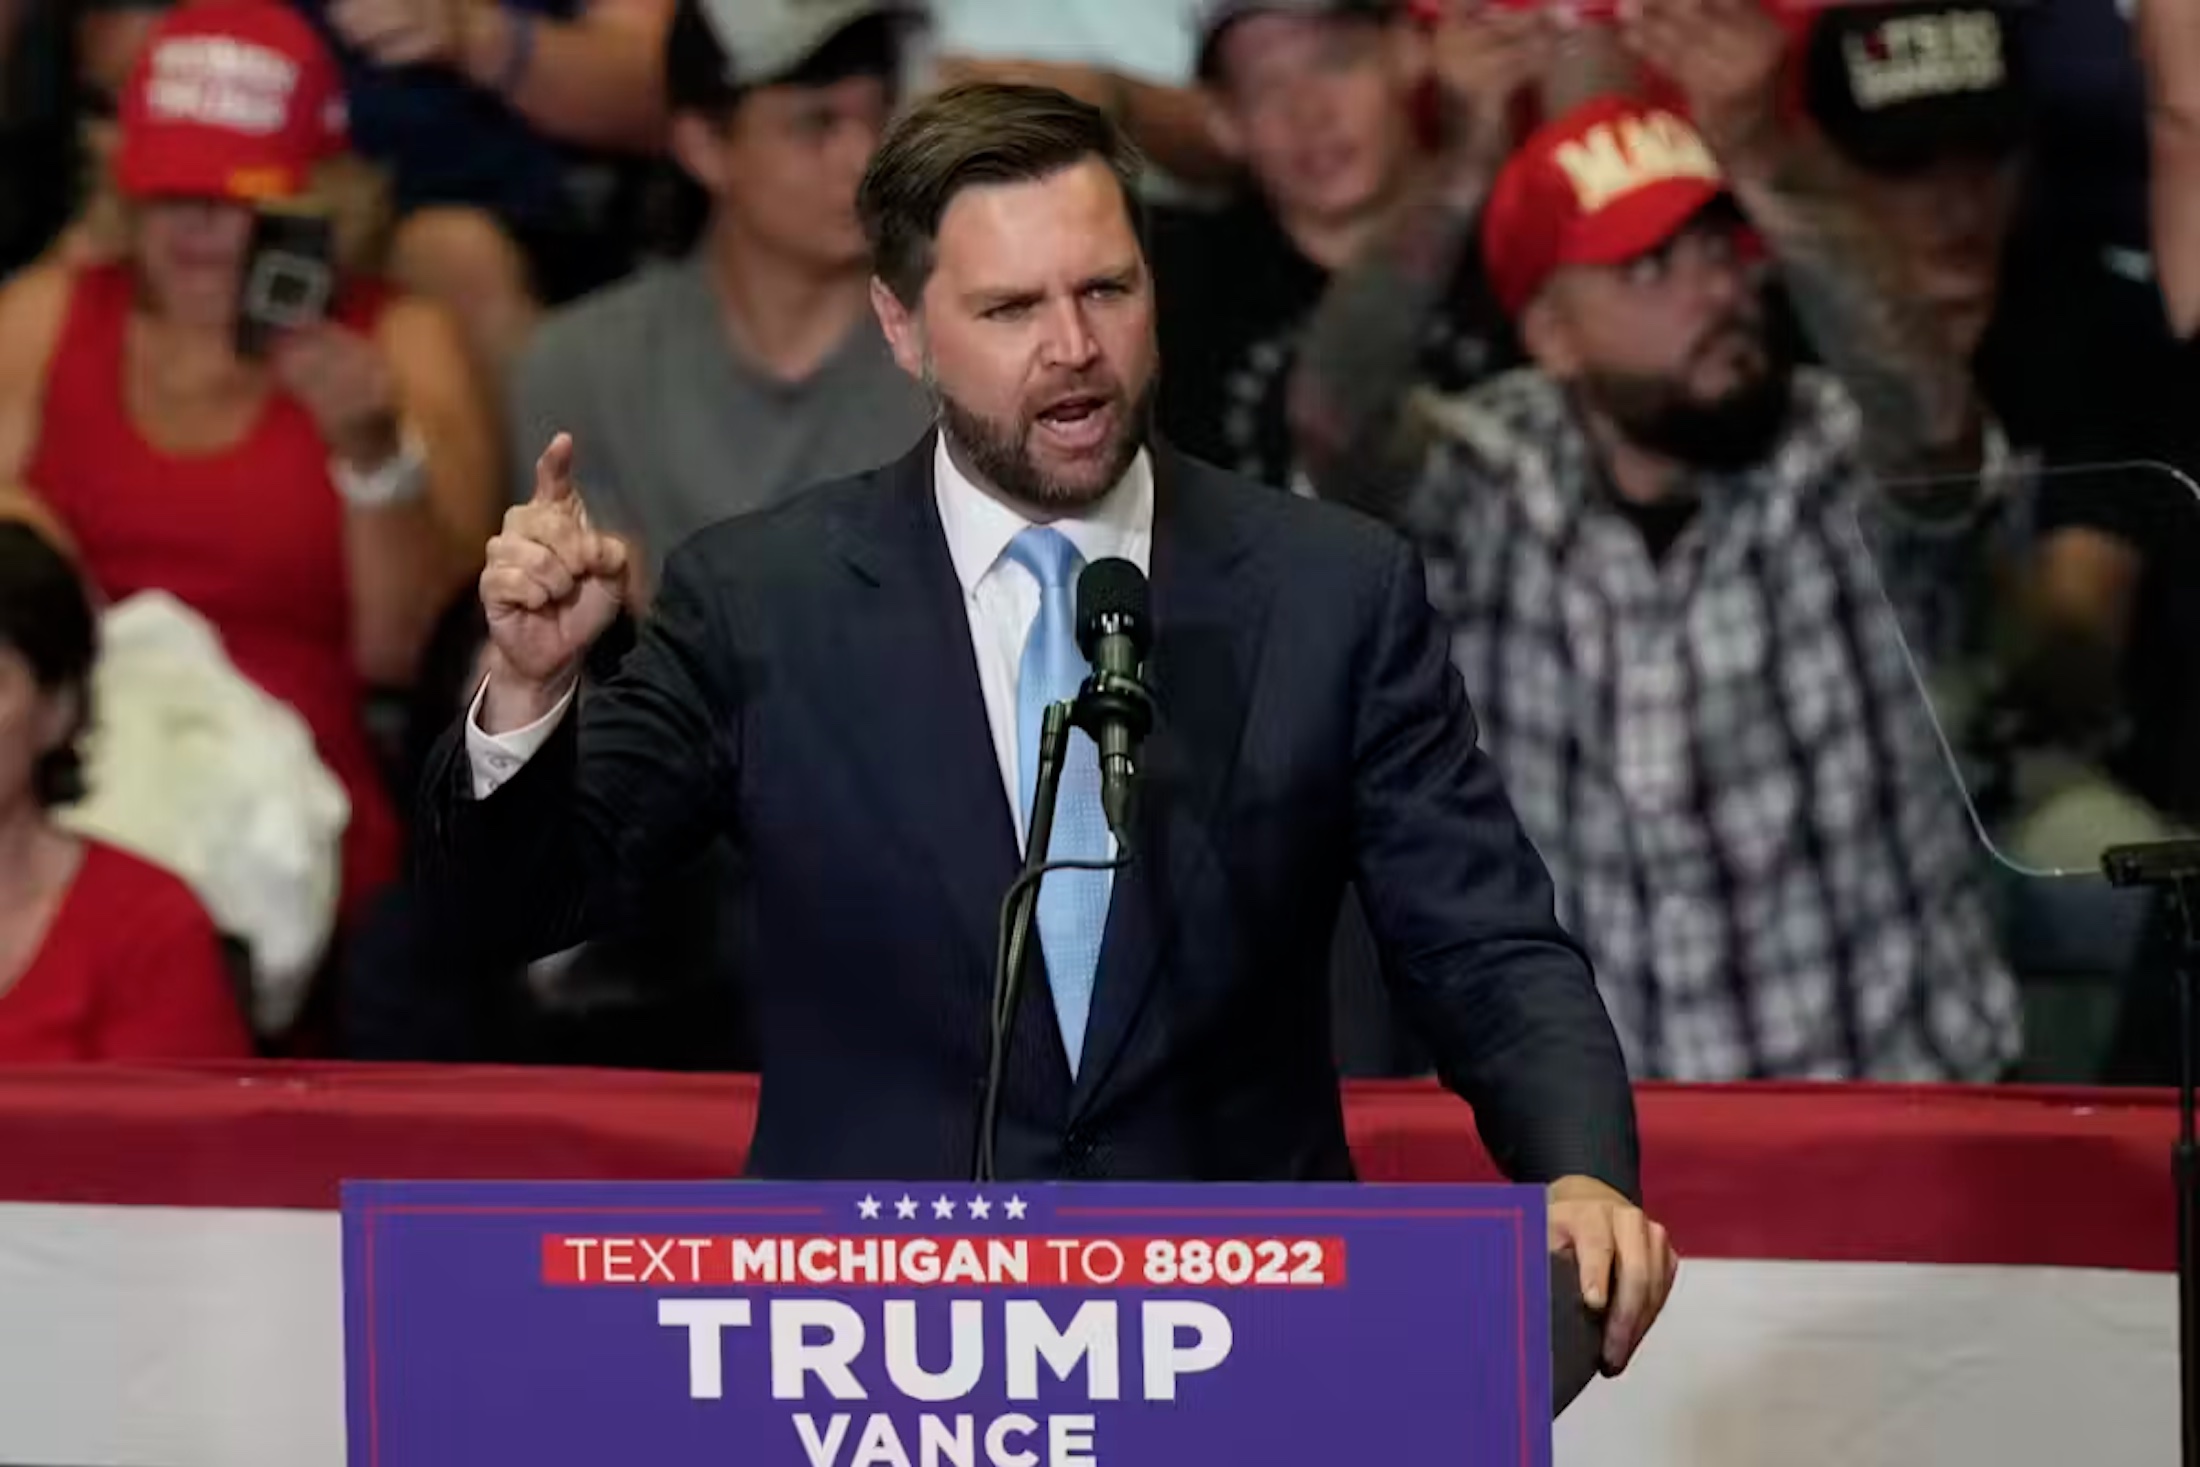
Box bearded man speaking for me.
[416,78,1676,1389]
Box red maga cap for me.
[116,0,348,203]
[1481,95,1731,317]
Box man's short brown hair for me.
[857,81,1145,306]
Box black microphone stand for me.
[973,701,1126,1183]
[2103,839,2200,1467]
[975,701,1070,1184]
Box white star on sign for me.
[895,1195,919,1220]
[857,1195,882,1220]
[966,1197,992,1220]
[1003,1196,1028,1221]
[932,1195,958,1220]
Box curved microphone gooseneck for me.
[972,560,1155,1183]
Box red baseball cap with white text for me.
[115,0,348,203]
[1481,95,1732,318]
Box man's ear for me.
[1520,290,1579,380]
[869,277,926,379]
[669,112,729,193]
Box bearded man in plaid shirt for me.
[1289,0,2022,1081]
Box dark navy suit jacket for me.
[418,436,1640,1197]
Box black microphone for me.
[1074,559,1156,846]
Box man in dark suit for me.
[423,80,1676,1378]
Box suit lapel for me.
[822,437,1064,1077]
[1070,447,1270,1117]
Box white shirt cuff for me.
[464,675,574,798]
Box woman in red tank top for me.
[0,0,497,952]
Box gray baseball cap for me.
[1194,0,1399,82]
[693,0,917,89]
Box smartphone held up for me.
[235,203,336,360]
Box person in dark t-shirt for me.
[1151,0,1515,492]
[1804,0,2200,829]
[1803,0,2200,1087]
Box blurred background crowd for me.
[0,0,2194,1090]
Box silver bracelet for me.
[331,430,428,510]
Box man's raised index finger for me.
[534,433,579,506]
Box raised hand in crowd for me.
[1621,0,1986,484]
[1431,0,1562,181]
[1286,0,1554,510]
[1617,0,1784,159]
[479,434,631,730]
[328,0,667,153]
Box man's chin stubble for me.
[933,387,1151,515]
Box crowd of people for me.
[0,0,2190,1086]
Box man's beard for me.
[930,371,1156,514]
[1578,324,1796,474]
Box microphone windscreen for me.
[1076,558,1150,660]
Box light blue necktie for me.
[1006,527,1110,1077]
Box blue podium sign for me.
[342,1180,1549,1467]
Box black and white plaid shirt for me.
[1397,367,2023,1082]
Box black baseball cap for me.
[1804,0,2031,175]
[1194,0,1401,84]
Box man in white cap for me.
[508,0,933,586]
[376,0,934,1067]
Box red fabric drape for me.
[0,1065,2168,1270]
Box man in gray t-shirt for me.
[509,0,933,584]
[428,0,929,1069]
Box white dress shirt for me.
[466,436,1156,851]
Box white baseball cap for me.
[693,0,918,89]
